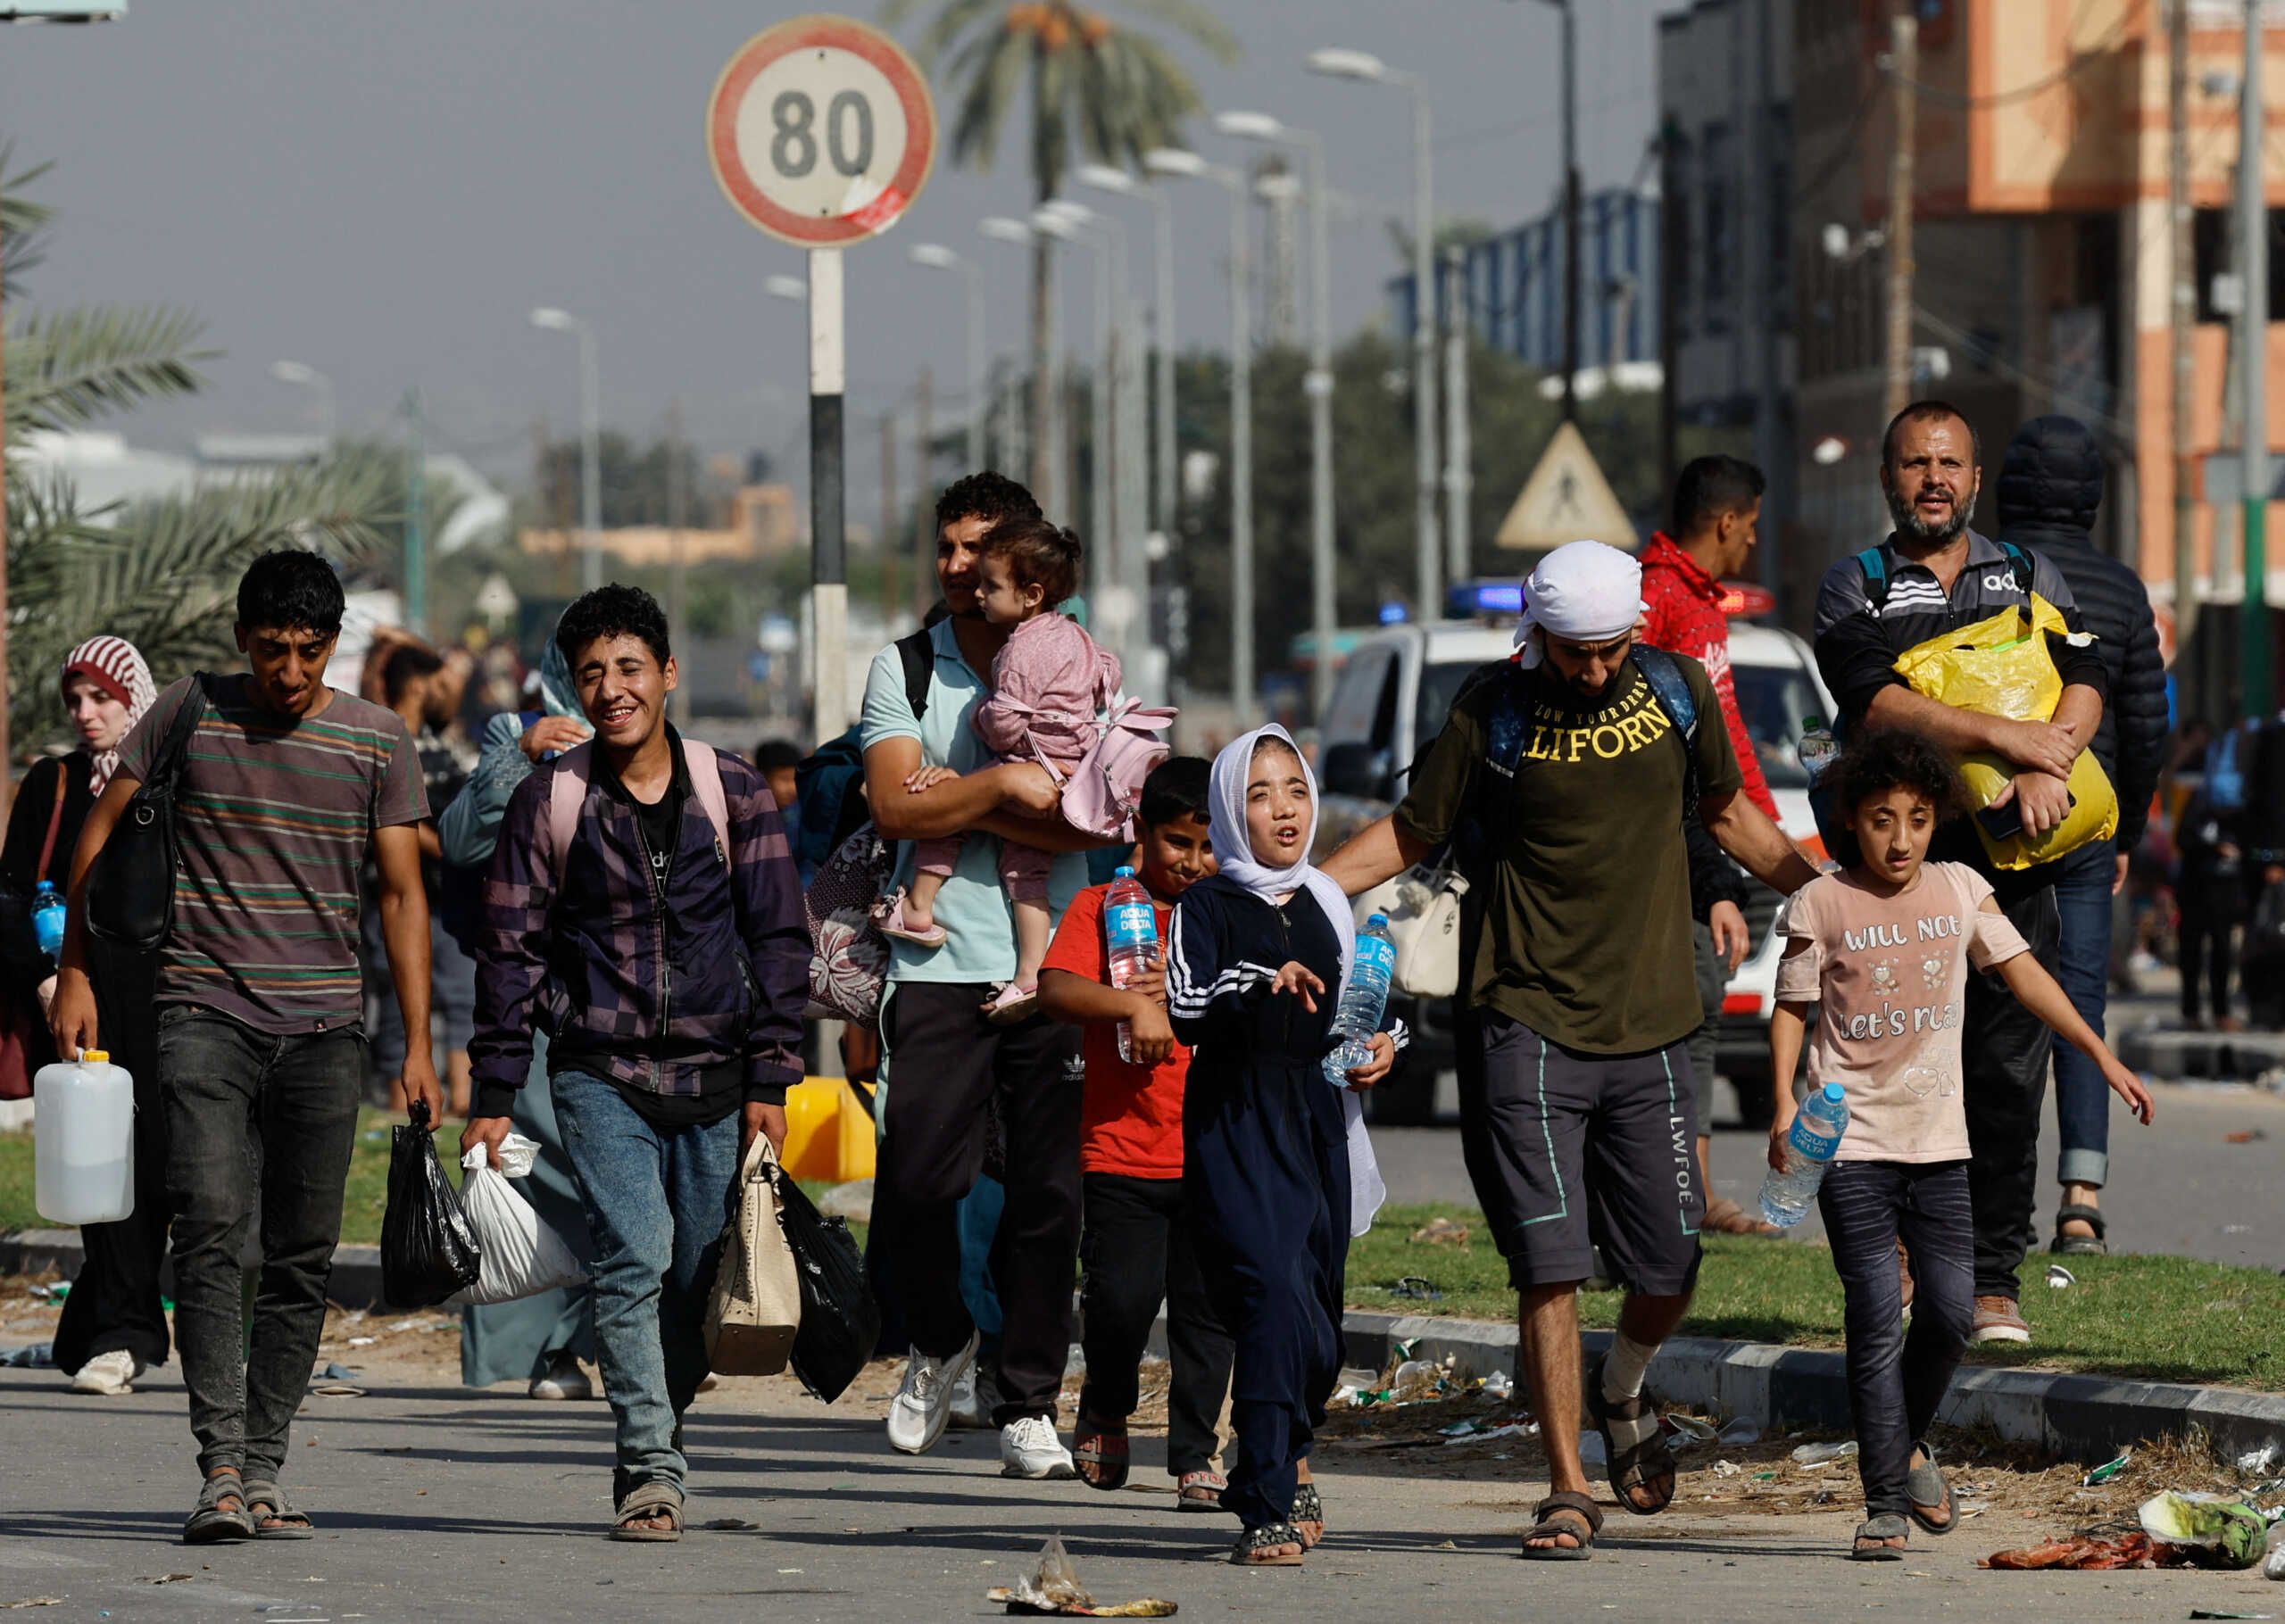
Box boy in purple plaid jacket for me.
[466,584,809,1542]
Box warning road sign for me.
[1493,420,1637,552]
[707,14,936,248]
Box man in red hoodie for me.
[1638,455,1782,1236]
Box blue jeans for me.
[2048,842,2115,1189]
[551,1070,741,1501]
[160,1007,364,1481]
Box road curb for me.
[1334,1310,2285,1465]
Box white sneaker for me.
[528,1354,593,1401]
[70,1349,141,1396]
[950,1357,1004,1429]
[999,1414,1076,1479]
[886,1331,977,1455]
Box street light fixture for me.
[1146,147,1259,726]
[1310,44,1442,621]
[528,306,602,592]
[763,275,808,302]
[269,360,337,445]
[1217,109,1338,717]
[909,242,987,474]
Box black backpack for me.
[792,629,934,874]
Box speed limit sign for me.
[707,14,936,247]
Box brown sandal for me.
[1586,1355,1676,1516]
[1521,1490,1601,1560]
[1073,1419,1129,1492]
[1702,1197,1782,1238]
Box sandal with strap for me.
[1291,1483,1325,1549]
[1702,1197,1782,1238]
[874,891,947,949]
[2049,1203,2107,1255]
[610,1480,685,1543]
[1073,1420,1129,1492]
[983,982,1039,1026]
[241,1479,314,1540]
[1585,1355,1676,1516]
[1230,1522,1307,1566]
[1521,1490,1602,1560]
[1176,1470,1226,1512]
[1906,1450,1957,1535]
[1851,1512,1911,1560]
[183,1470,257,1545]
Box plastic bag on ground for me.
[2137,1490,2270,1570]
[379,1101,482,1308]
[446,1131,587,1307]
[777,1174,880,1404]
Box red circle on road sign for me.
[707,14,936,248]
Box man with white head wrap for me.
[1325,538,1818,1560]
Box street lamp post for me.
[982,216,1062,518]
[1149,146,1257,725]
[1309,48,1440,622]
[910,243,986,474]
[269,360,336,444]
[1076,163,1178,547]
[1035,201,1132,657]
[1218,110,1337,717]
[528,307,602,592]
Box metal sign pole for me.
[810,246,849,742]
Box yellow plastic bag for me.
[1890,596,2117,871]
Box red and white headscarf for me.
[60,635,158,796]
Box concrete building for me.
[1789,0,2285,666]
[1658,0,1795,601]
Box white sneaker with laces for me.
[70,1349,141,1396]
[999,1414,1076,1479]
[886,1331,977,1455]
[528,1353,593,1401]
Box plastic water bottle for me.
[34,1049,135,1225]
[1797,718,1838,784]
[1324,913,1398,1084]
[1759,1082,1851,1229]
[30,881,65,963]
[1104,867,1160,1065]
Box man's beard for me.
[1885,483,1970,546]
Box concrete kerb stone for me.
[13,1224,2285,1465]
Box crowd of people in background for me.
[0,397,2272,1564]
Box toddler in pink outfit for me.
[885,516,1120,1023]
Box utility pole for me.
[0,173,12,813]
[880,404,900,633]
[1444,245,1474,586]
[1410,79,1441,617]
[914,366,935,625]
[2239,0,2272,717]
[2173,0,2200,653]
[1882,3,1919,422]
[1558,0,1581,425]
[667,401,690,726]
[403,390,427,638]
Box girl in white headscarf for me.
[1164,725,1397,1566]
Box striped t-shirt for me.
[118,675,427,1033]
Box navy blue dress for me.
[1167,875,1350,1532]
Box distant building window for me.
[2193,207,2285,321]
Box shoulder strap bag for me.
[86,675,212,951]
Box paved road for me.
[4,1366,2276,1623]
[1374,1079,2285,1271]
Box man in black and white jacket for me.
[1811,401,2110,1347]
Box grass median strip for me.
[8,1130,2282,1392]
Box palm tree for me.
[882,0,1237,501]
[3,150,395,753]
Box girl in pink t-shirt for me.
[881,516,1121,1023]
[1768,728,2153,1563]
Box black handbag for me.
[85,674,211,951]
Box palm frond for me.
[4,304,211,438]
[1115,0,1238,63]
[0,143,57,301]
[910,0,1003,69]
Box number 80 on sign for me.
[706,14,937,248]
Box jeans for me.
[1818,1160,1975,1520]
[551,1069,741,1501]
[874,981,1083,1426]
[1078,1172,1234,1479]
[2048,843,2115,1189]
[161,1007,364,1481]
[1964,888,2060,1301]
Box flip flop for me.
[1230,1522,1306,1566]
[1701,1197,1782,1238]
[1906,1450,1957,1536]
[1073,1420,1129,1492]
[1851,1513,1911,1561]
[1176,1470,1226,1512]
[1520,1490,1601,1560]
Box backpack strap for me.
[546,741,594,895]
[895,627,935,722]
[681,740,733,871]
[1632,645,1699,743]
[1856,544,1890,614]
[1998,538,2036,598]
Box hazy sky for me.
[2,0,1687,497]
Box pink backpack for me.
[1053,686,1176,842]
[541,740,732,888]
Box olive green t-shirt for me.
[1392,653,1744,1055]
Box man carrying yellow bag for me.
[1811,402,2110,1349]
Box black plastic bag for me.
[777,1176,880,1403]
[380,1100,482,1308]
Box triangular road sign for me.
[1494,420,1637,551]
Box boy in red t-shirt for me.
[1039,757,1234,1510]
